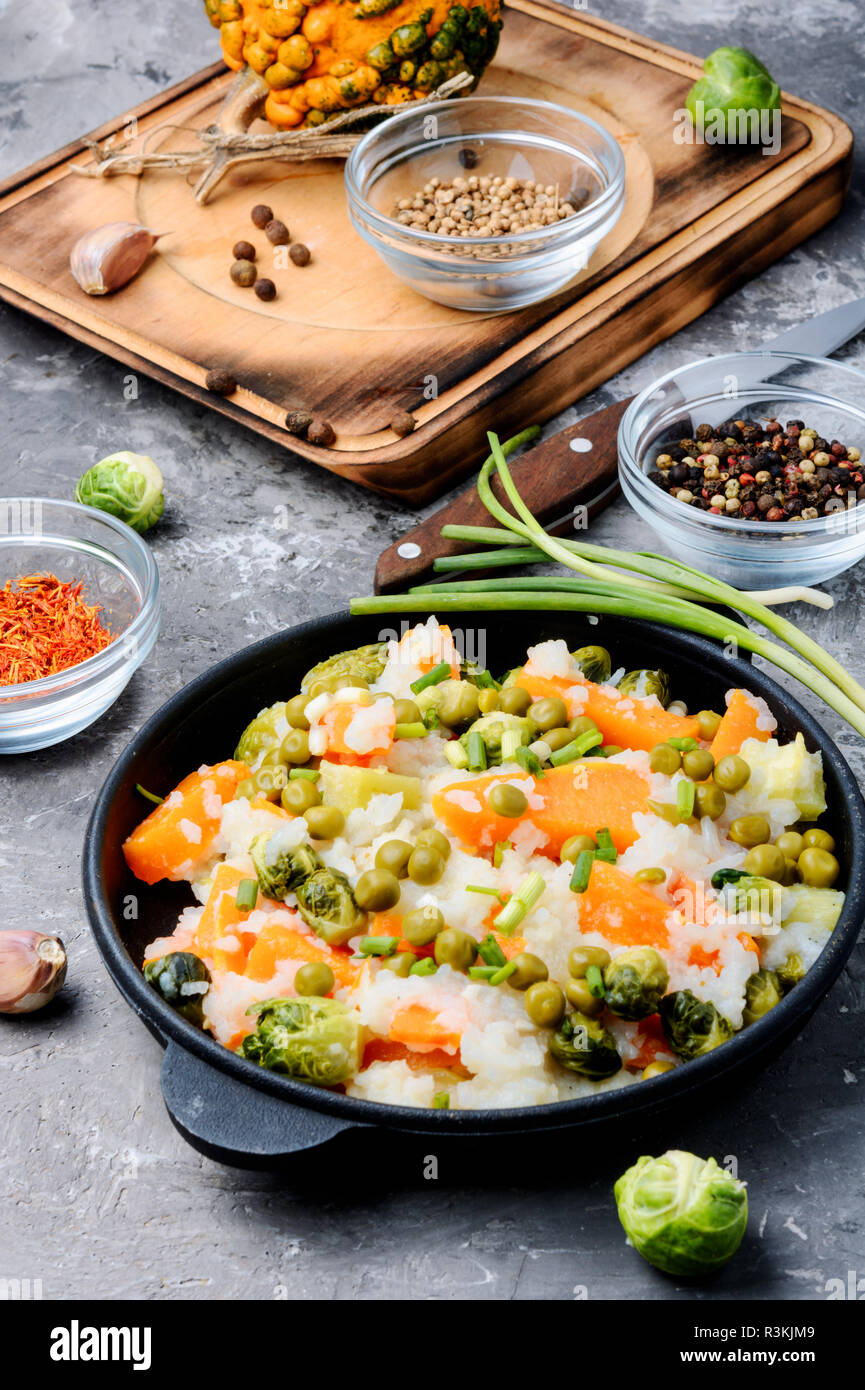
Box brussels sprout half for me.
[603,947,669,1021]
[301,642,388,694]
[548,1012,622,1080]
[250,834,323,901]
[614,1150,748,1277]
[144,951,211,1025]
[240,996,364,1085]
[617,668,672,706]
[659,989,733,1061]
[459,712,533,764]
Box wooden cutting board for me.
[0,0,852,503]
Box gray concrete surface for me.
[1,0,864,1302]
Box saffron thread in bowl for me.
[0,574,113,686]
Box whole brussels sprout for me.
[617,668,672,706]
[659,990,733,1061]
[686,46,780,139]
[75,451,164,534]
[250,833,323,901]
[603,947,669,1021]
[614,1150,748,1277]
[742,968,783,1026]
[571,644,612,684]
[296,866,367,946]
[240,996,365,1085]
[144,951,211,1025]
[548,1012,622,1080]
[459,712,533,764]
[301,642,388,694]
[234,700,287,765]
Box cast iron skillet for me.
[84,609,865,1169]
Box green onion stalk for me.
[351,429,865,740]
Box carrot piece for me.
[490,931,526,960]
[688,943,722,974]
[244,920,361,987]
[320,700,395,764]
[362,1039,468,1074]
[625,1015,673,1071]
[669,872,717,928]
[737,930,760,957]
[516,671,702,753]
[710,689,773,761]
[388,1003,462,1053]
[431,760,648,857]
[577,859,672,947]
[195,864,262,974]
[123,760,249,885]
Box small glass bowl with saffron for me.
[0,499,160,753]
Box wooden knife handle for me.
[374,397,633,593]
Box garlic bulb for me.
[0,931,67,1014]
[69,222,160,295]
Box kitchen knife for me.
[374,296,865,594]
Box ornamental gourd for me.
[203,0,503,129]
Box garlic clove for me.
[0,931,67,1014]
[69,222,161,296]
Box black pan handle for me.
[161,1043,367,1169]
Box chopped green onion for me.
[668,737,698,752]
[235,878,259,911]
[493,840,512,868]
[469,964,498,980]
[135,783,163,805]
[500,729,523,762]
[444,739,469,769]
[395,721,427,739]
[550,726,603,766]
[496,870,545,935]
[466,730,487,771]
[477,933,507,967]
[432,1092,450,1109]
[489,961,518,987]
[423,707,441,730]
[677,780,696,821]
[586,964,605,998]
[594,827,617,863]
[288,768,319,781]
[570,849,595,894]
[466,884,504,899]
[410,661,451,695]
[409,957,437,976]
[516,745,544,777]
[471,668,499,689]
[359,935,399,956]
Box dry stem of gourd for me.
[70,70,475,204]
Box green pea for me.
[354,868,401,911]
[649,744,682,775]
[744,843,787,882]
[281,728,310,764]
[682,748,715,782]
[798,847,840,888]
[380,952,415,976]
[375,838,413,878]
[235,777,256,801]
[561,834,597,864]
[437,681,480,728]
[781,857,801,885]
[407,846,445,885]
[487,783,528,818]
[802,828,836,853]
[478,689,500,714]
[714,755,750,792]
[525,980,566,1027]
[694,783,726,821]
[564,977,604,1016]
[415,827,451,861]
[568,715,598,738]
[544,726,577,752]
[499,686,532,716]
[507,953,548,990]
[285,694,311,730]
[253,764,288,800]
[776,831,805,860]
[393,698,421,725]
[568,945,611,978]
[601,745,623,758]
[696,710,722,740]
[403,905,445,946]
[304,805,345,840]
[280,778,321,814]
[729,814,770,848]
[635,867,667,884]
[294,962,334,996]
[434,928,478,971]
[528,697,568,733]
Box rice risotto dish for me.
[125,620,844,1111]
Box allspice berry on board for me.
[230,259,257,287]
[251,204,273,229]
[391,410,417,438]
[265,219,290,245]
[233,240,256,262]
[285,410,312,437]
[307,418,336,447]
[289,243,311,266]
[254,278,277,301]
[205,368,237,396]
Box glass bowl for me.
[618,352,865,589]
[344,95,626,312]
[0,499,160,753]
